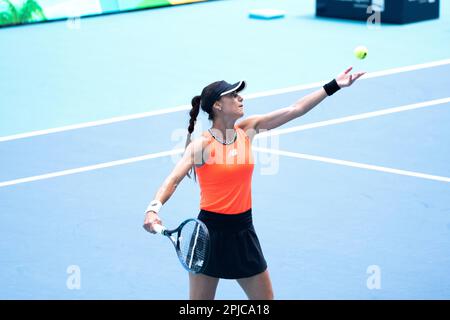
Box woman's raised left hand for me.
[336,67,366,88]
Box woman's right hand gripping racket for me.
[153,219,210,274]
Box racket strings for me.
[178,220,209,272]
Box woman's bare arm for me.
[143,137,206,233]
[238,67,365,135]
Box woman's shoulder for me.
[190,132,213,148]
[236,115,261,132]
[188,133,213,166]
[234,123,256,141]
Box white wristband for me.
[146,200,162,214]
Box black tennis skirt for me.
[197,208,267,279]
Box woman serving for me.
[143,67,365,300]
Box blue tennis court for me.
[1,0,449,299]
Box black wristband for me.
[323,79,341,96]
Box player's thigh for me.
[236,270,274,300]
[189,273,220,300]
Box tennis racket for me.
[153,219,210,273]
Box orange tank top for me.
[195,125,254,214]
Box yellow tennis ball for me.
[354,46,368,60]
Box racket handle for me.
[153,223,166,235]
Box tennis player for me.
[143,67,365,300]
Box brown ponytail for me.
[186,95,201,180]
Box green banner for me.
[0,0,213,28]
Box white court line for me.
[253,147,450,183]
[1,97,449,188]
[0,149,184,188]
[0,105,190,143]
[1,58,450,143]
[2,142,448,188]
[255,97,450,139]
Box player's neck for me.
[211,119,236,142]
